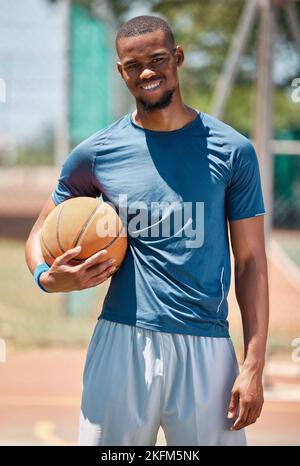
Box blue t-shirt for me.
[52,111,265,338]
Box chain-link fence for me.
[0,0,128,339]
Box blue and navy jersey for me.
[52,111,265,338]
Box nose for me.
[139,67,157,81]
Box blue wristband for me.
[34,263,50,292]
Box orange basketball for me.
[40,197,127,270]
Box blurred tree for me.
[148,0,300,134]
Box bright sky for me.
[0,0,65,146]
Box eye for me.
[126,63,138,70]
[152,57,164,63]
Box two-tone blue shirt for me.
[52,110,265,338]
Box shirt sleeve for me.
[51,143,100,205]
[226,140,266,221]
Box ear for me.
[174,46,184,67]
[117,62,124,79]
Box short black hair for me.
[115,15,175,54]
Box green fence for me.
[69,3,114,146]
[67,3,115,316]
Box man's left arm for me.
[227,215,269,431]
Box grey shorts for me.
[78,318,247,446]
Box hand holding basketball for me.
[39,246,117,293]
[39,197,128,292]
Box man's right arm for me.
[25,196,117,293]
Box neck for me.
[133,93,198,131]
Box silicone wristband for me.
[34,263,50,292]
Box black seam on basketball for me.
[56,204,66,254]
[71,222,127,260]
[73,203,100,248]
[99,222,127,250]
[41,234,56,261]
[71,257,86,262]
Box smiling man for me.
[25,15,269,446]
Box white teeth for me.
[142,81,161,90]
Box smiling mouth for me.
[140,80,163,91]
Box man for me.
[25,15,269,446]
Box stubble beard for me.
[136,88,175,112]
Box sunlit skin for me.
[116,29,198,131]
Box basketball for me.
[40,197,127,270]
